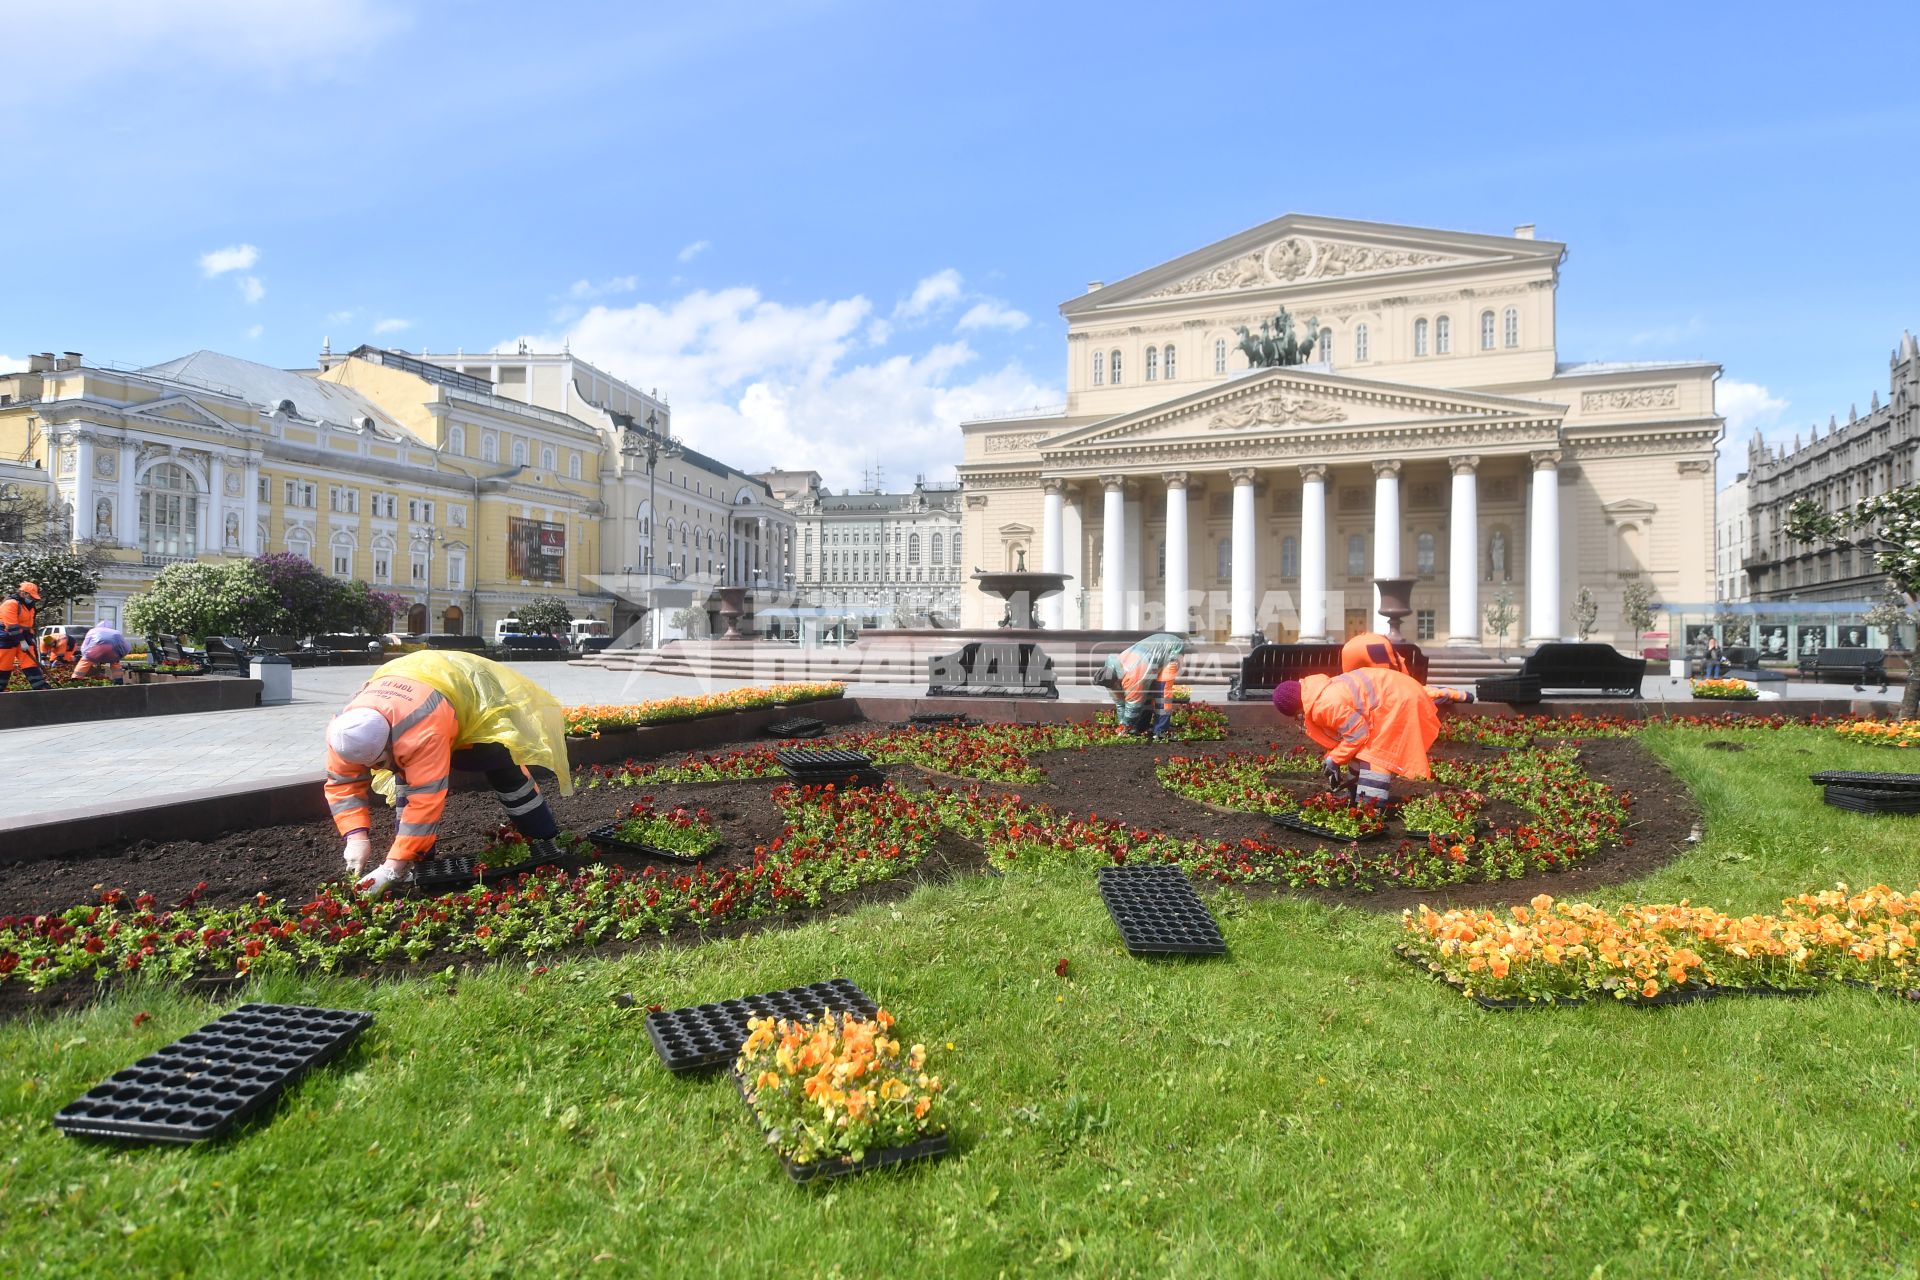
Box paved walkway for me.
[6,663,1897,828]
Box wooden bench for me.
[1226,642,1428,701]
[1798,647,1888,690]
[201,636,251,676]
[927,641,1058,698]
[1518,642,1646,697]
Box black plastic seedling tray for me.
[775,748,886,789]
[1271,811,1389,843]
[910,711,977,727]
[583,822,710,865]
[645,978,878,1074]
[1810,770,1920,791]
[1097,864,1226,956]
[406,855,481,890]
[1401,822,1488,842]
[765,716,825,739]
[730,1070,951,1182]
[53,1004,373,1144]
[1824,785,1920,814]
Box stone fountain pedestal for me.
[971,569,1072,630]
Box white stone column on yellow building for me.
[72,433,95,544]
[1061,490,1084,629]
[1298,464,1328,642]
[117,442,137,550]
[207,453,225,556]
[1124,489,1144,630]
[1447,455,1479,646]
[243,454,260,554]
[1526,449,1563,645]
[1371,459,1401,630]
[1162,472,1189,636]
[1229,467,1258,642]
[1100,475,1126,629]
[1040,479,1066,630]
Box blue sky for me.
[5,0,1916,490]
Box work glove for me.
[1459,690,1476,704]
[342,830,374,876]
[1322,755,1346,793]
[355,859,408,900]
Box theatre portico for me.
[958,215,1723,648]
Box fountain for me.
[971,551,1072,630]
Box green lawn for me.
[4,725,1919,1278]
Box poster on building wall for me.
[508,517,567,583]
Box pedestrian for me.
[0,582,48,690]
[1093,632,1186,737]
[1271,666,1442,807]
[72,623,131,684]
[324,649,573,897]
[1703,636,1724,679]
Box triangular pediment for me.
[1038,369,1564,453]
[1065,214,1564,314]
[129,395,244,433]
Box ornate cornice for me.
[1142,236,1458,300]
[1580,385,1679,413]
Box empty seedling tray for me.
[1809,770,1920,791]
[583,821,710,865]
[775,748,886,788]
[53,1004,373,1144]
[731,1070,952,1182]
[1097,863,1226,956]
[765,716,825,739]
[645,978,878,1074]
[1824,785,1920,815]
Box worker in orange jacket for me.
[1339,631,1475,707]
[0,582,48,690]
[1093,632,1186,736]
[1272,666,1441,807]
[325,658,564,897]
[39,630,75,670]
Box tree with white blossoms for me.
[1788,490,1920,719]
[1620,580,1656,656]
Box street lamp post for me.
[619,409,681,649]
[409,526,455,635]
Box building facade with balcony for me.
[956,214,1723,646]
[761,471,963,627]
[1742,332,1920,604]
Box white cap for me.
[326,707,391,765]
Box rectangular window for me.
[411,555,427,585]
[1416,609,1436,641]
[329,486,359,514]
[407,500,435,523]
[447,551,466,589]
[374,555,391,582]
[257,475,270,502]
[283,480,316,508]
[1347,534,1367,578]
[333,550,351,577]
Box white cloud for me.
[518,282,1057,491]
[325,309,356,325]
[1628,315,1706,347]
[676,240,711,264]
[865,319,894,347]
[246,324,264,340]
[568,275,639,301]
[199,243,259,277]
[957,301,1031,332]
[0,354,24,373]
[372,317,412,335]
[1719,378,1789,439]
[897,269,964,320]
[238,275,265,304]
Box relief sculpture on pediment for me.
[1208,395,1349,430]
[1145,237,1456,299]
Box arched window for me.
[908,532,921,564]
[1416,531,1436,576]
[482,433,497,462]
[286,526,314,564]
[951,533,962,565]
[931,532,943,562]
[1316,328,1332,366]
[138,462,199,558]
[1163,345,1176,380]
[1109,350,1122,384]
[1214,338,1227,374]
[1092,351,1105,386]
[512,439,528,466]
[372,535,394,583]
[330,530,355,578]
[1216,539,1231,580]
[1503,307,1520,348]
[448,425,465,456]
[1480,310,1496,350]
[1144,347,1158,381]
[1347,534,1367,577]
[540,446,555,471]
[1414,318,1429,357]
[569,454,581,480]
[1281,535,1299,578]
[1435,315,1451,355]
[1354,323,1370,362]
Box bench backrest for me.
[1814,647,1884,665]
[1235,642,1429,690]
[1520,642,1647,682]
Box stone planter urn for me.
[1373,576,1418,641]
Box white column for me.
[1040,479,1066,630]
[207,453,225,556]
[1124,490,1144,629]
[1100,475,1126,630]
[1447,455,1480,646]
[1298,464,1328,642]
[1526,449,1563,645]
[1372,458,1401,630]
[1229,467,1258,642]
[118,441,138,550]
[72,434,95,545]
[1162,472,1189,636]
[1061,492,1084,629]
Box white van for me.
[493,617,525,642]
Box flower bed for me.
[735,1009,948,1178]
[1398,882,1920,1007]
[1835,720,1920,749]
[1691,678,1758,700]
[1397,790,1485,839]
[564,682,845,737]
[1157,751,1299,815]
[1284,792,1388,840]
[4,669,112,693]
[601,799,720,859]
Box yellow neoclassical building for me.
[957,215,1723,647]
[0,347,606,634]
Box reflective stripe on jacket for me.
[324,675,458,862]
[1297,667,1441,779]
[0,596,35,645]
[1110,632,1185,728]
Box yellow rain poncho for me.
[363,650,574,804]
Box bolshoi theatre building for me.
[955,215,1722,648]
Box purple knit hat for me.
[1272,680,1303,718]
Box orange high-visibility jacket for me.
[1110,633,1184,721]
[0,594,36,644]
[1298,667,1441,779]
[324,673,459,862]
[1339,631,1471,706]
[41,634,74,663]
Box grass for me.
[3,724,1920,1277]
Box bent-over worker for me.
[39,629,75,670]
[1094,632,1186,737]
[73,623,132,684]
[1271,666,1441,807]
[324,649,574,897]
[1339,631,1475,707]
[0,582,47,690]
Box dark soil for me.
[0,720,1696,921]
